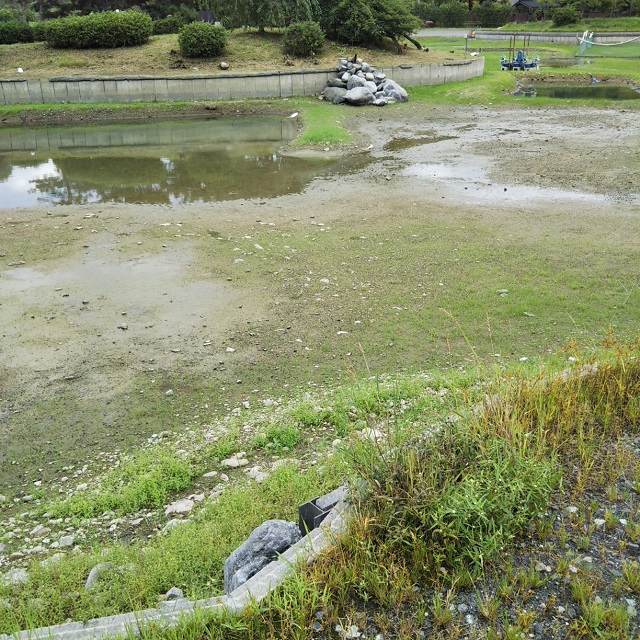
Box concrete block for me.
[290,73,305,97]
[51,81,69,103]
[39,80,57,104]
[166,78,194,102]
[64,81,81,103]
[77,80,104,103]
[101,80,119,103]
[279,73,293,98]
[153,78,168,102]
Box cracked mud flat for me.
[1,104,639,494]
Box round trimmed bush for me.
[552,6,579,26]
[283,21,325,57]
[178,22,227,58]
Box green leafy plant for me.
[283,20,325,57]
[0,20,33,44]
[552,6,580,27]
[44,11,153,49]
[178,21,228,58]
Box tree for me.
[370,0,422,50]
[225,0,320,30]
[325,0,421,49]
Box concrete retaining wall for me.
[475,30,640,45]
[0,58,484,106]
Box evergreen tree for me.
[225,0,320,30]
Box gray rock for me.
[164,498,194,516]
[382,79,409,103]
[2,568,29,586]
[322,87,347,104]
[162,519,184,535]
[31,525,50,538]
[364,81,378,93]
[85,562,113,591]
[166,586,183,600]
[224,520,301,594]
[41,552,65,568]
[0,543,7,555]
[346,75,366,91]
[327,77,347,88]
[373,98,389,107]
[58,534,75,548]
[344,87,375,106]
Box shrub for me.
[30,20,48,42]
[0,8,18,22]
[552,5,580,26]
[283,20,325,57]
[435,1,469,27]
[45,11,153,49]
[178,21,228,58]
[473,1,513,28]
[153,15,186,35]
[0,20,33,44]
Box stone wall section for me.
[0,59,484,105]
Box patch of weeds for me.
[618,560,640,594]
[49,448,201,518]
[263,423,302,451]
[431,589,455,627]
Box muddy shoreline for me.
[1,102,639,496]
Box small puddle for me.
[401,162,610,206]
[516,84,640,100]
[0,118,370,208]
[383,135,457,152]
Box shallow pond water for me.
[518,84,640,100]
[0,117,368,208]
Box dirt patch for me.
[1,103,639,494]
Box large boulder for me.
[346,74,366,90]
[344,87,375,106]
[224,520,301,594]
[327,77,347,88]
[322,87,347,104]
[382,79,409,103]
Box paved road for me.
[415,28,470,38]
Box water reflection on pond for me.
[0,117,368,208]
[516,84,640,100]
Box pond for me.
[516,84,640,100]
[0,117,368,208]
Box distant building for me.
[510,0,541,22]
[198,10,215,23]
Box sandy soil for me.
[1,103,639,493]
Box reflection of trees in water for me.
[25,150,350,205]
[0,161,13,183]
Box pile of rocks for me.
[321,57,409,107]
